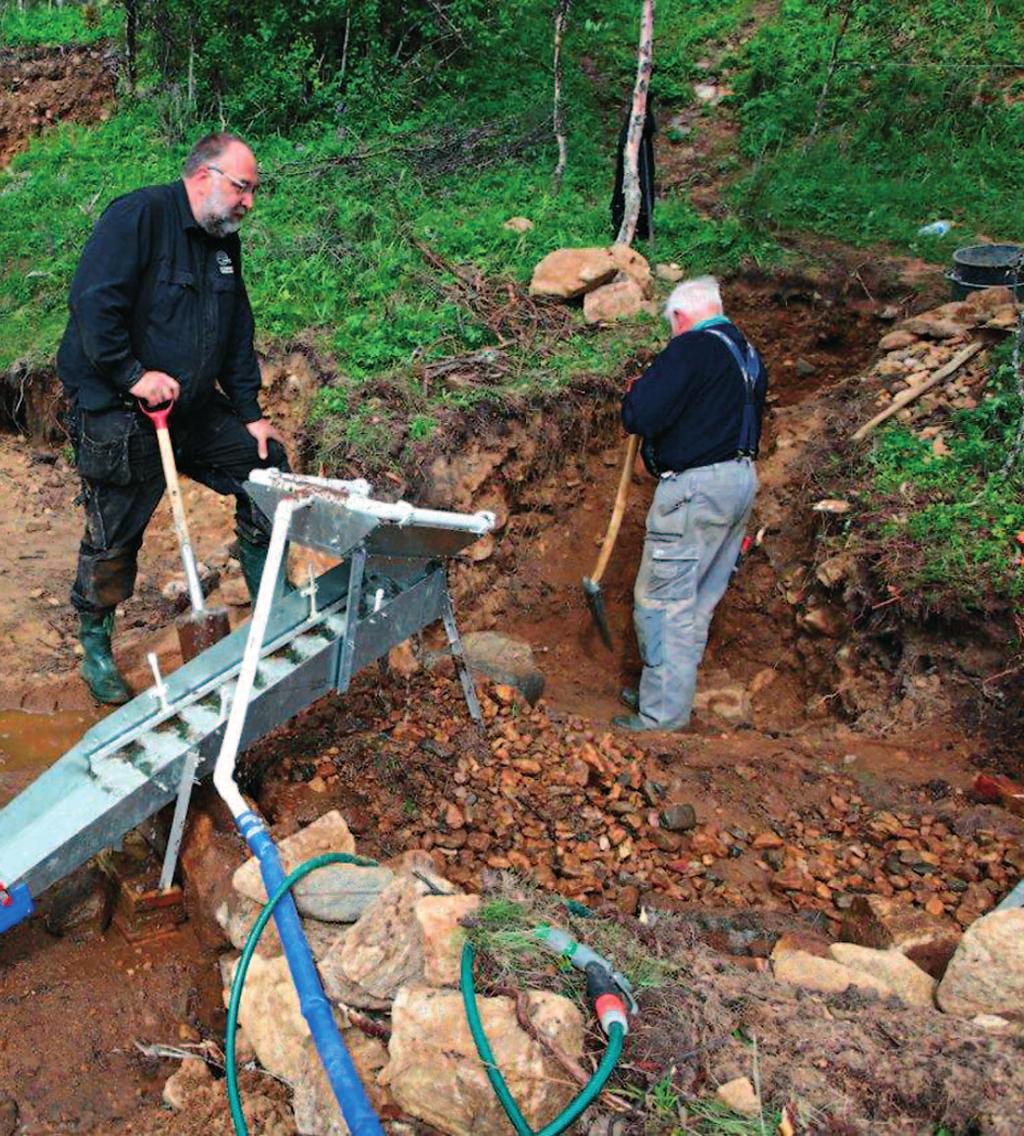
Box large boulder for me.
[936,908,1024,1017]
[528,247,617,300]
[383,986,584,1136]
[583,278,647,324]
[318,867,456,1008]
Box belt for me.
[659,455,754,479]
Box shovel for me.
[139,399,231,662]
[582,434,640,650]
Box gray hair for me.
[182,132,248,177]
[664,276,723,323]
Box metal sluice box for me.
[0,471,494,934]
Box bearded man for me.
[57,132,287,703]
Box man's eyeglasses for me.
[207,165,259,196]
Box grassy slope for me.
[0,0,1022,610]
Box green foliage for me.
[0,0,118,46]
[139,0,537,134]
[861,349,1024,610]
[731,0,1024,248]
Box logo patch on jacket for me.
[216,250,234,275]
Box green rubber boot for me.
[79,611,132,705]
[237,536,292,605]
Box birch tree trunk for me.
[615,0,654,247]
[552,0,571,191]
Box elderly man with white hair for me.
[614,275,767,731]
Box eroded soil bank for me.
[2,263,1022,1134]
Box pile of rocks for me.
[861,286,1017,449]
[282,679,1019,927]
[527,244,680,324]
[169,801,1024,1134]
[173,811,586,1136]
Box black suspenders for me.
[705,327,762,457]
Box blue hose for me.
[234,811,384,1136]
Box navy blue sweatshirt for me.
[621,320,768,474]
[57,180,263,422]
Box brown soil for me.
[2,266,1020,1134]
[0,43,116,168]
[0,42,1018,1131]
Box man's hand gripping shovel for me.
[139,398,231,661]
[582,434,640,650]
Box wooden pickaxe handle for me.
[588,434,640,587]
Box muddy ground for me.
[3,262,1022,1135]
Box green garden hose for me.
[460,941,627,1136]
[225,851,378,1136]
[228,857,628,1136]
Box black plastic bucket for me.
[948,243,1023,299]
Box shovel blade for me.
[581,576,614,651]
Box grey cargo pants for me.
[633,458,757,728]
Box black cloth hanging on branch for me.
[611,98,656,241]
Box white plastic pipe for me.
[248,468,495,535]
[249,467,372,498]
[345,495,496,535]
[213,495,311,819]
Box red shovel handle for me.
[138,397,175,432]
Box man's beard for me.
[198,184,244,237]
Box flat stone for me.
[529,247,617,300]
[773,950,894,998]
[829,943,936,1008]
[286,863,395,923]
[233,811,356,904]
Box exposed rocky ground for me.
[0,43,115,167]
[3,266,1023,1134]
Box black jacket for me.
[622,321,768,475]
[57,180,263,421]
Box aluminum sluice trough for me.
[0,471,495,934]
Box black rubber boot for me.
[236,536,292,605]
[79,611,132,705]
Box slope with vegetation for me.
[0,0,1021,616]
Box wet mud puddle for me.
[0,708,101,807]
